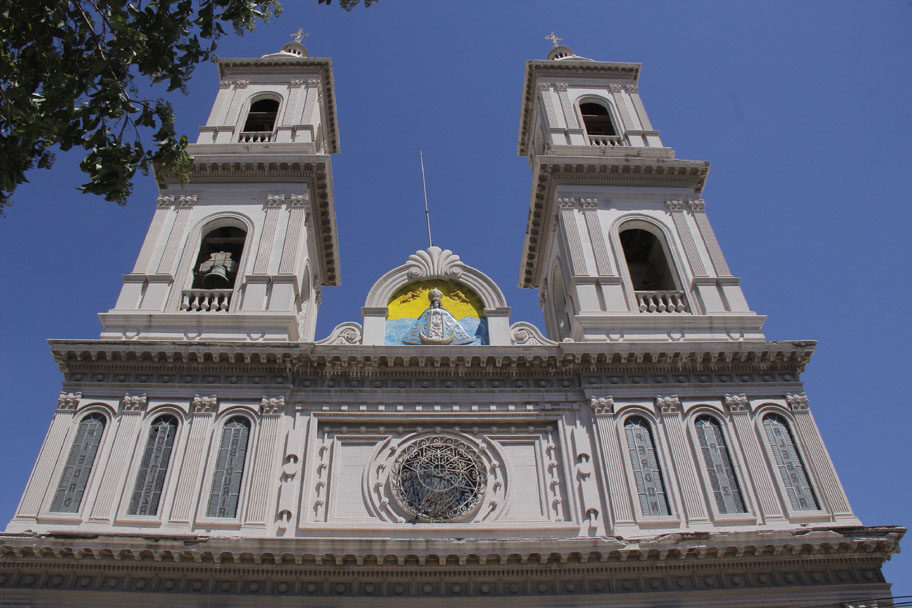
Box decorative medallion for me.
[392,436,487,521]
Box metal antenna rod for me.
[419,150,433,248]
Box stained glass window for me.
[762,414,819,511]
[128,415,178,516]
[624,416,670,516]
[206,417,251,518]
[695,416,746,514]
[50,414,106,513]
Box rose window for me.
[392,436,487,521]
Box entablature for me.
[49,339,817,382]
[0,525,901,569]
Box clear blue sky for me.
[2,0,910,595]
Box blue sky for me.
[1,0,910,595]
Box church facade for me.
[0,40,902,607]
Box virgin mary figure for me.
[402,288,474,345]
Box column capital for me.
[191,394,218,414]
[687,199,706,212]
[656,394,682,415]
[664,199,685,212]
[266,194,286,208]
[156,195,175,208]
[290,192,310,207]
[589,396,615,415]
[261,396,286,416]
[57,391,82,411]
[177,194,198,208]
[786,392,809,411]
[724,393,751,413]
[121,393,148,414]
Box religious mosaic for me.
[385,280,488,345]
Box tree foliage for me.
[0,0,373,215]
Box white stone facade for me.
[0,43,901,607]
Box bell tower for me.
[518,43,763,343]
[100,38,340,342]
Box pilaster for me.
[786,393,854,518]
[588,396,635,528]
[656,395,708,525]
[243,398,285,526]
[688,199,731,277]
[88,394,147,522]
[665,200,707,278]
[169,395,218,524]
[724,394,784,523]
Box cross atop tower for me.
[545,32,563,47]
[291,28,309,43]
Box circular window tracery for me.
[391,436,487,521]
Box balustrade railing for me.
[239,131,274,143]
[588,134,624,147]
[635,290,689,313]
[180,289,232,312]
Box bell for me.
[201,264,230,289]
[198,251,237,289]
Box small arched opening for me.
[191,226,247,291]
[240,98,279,142]
[619,226,688,313]
[579,101,618,146]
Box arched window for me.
[50,414,106,513]
[624,416,670,516]
[206,417,251,518]
[695,416,746,514]
[762,414,819,511]
[243,98,279,133]
[579,102,617,136]
[128,415,178,516]
[620,228,676,291]
[191,226,247,290]
[620,226,687,313]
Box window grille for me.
[128,415,178,516]
[624,417,670,516]
[391,436,486,521]
[50,414,106,513]
[206,417,251,518]
[763,414,819,510]
[695,416,746,514]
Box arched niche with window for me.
[191,225,247,291]
[50,413,106,513]
[206,416,252,518]
[241,96,280,142]
[694,415,747,514]
[128,415,179,516]
[618,223,688,313]
[762,413,819,511]
[579,100,618,145]
[623,416,671,516]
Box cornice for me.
[216,56,339,154]
[0,526,901,570]
[519,157,710,288]
[48,339,817,378]
[518,59,641,157]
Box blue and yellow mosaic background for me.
[385,280,488,345]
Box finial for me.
[291,29,309,43]
[545,32,563,47]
